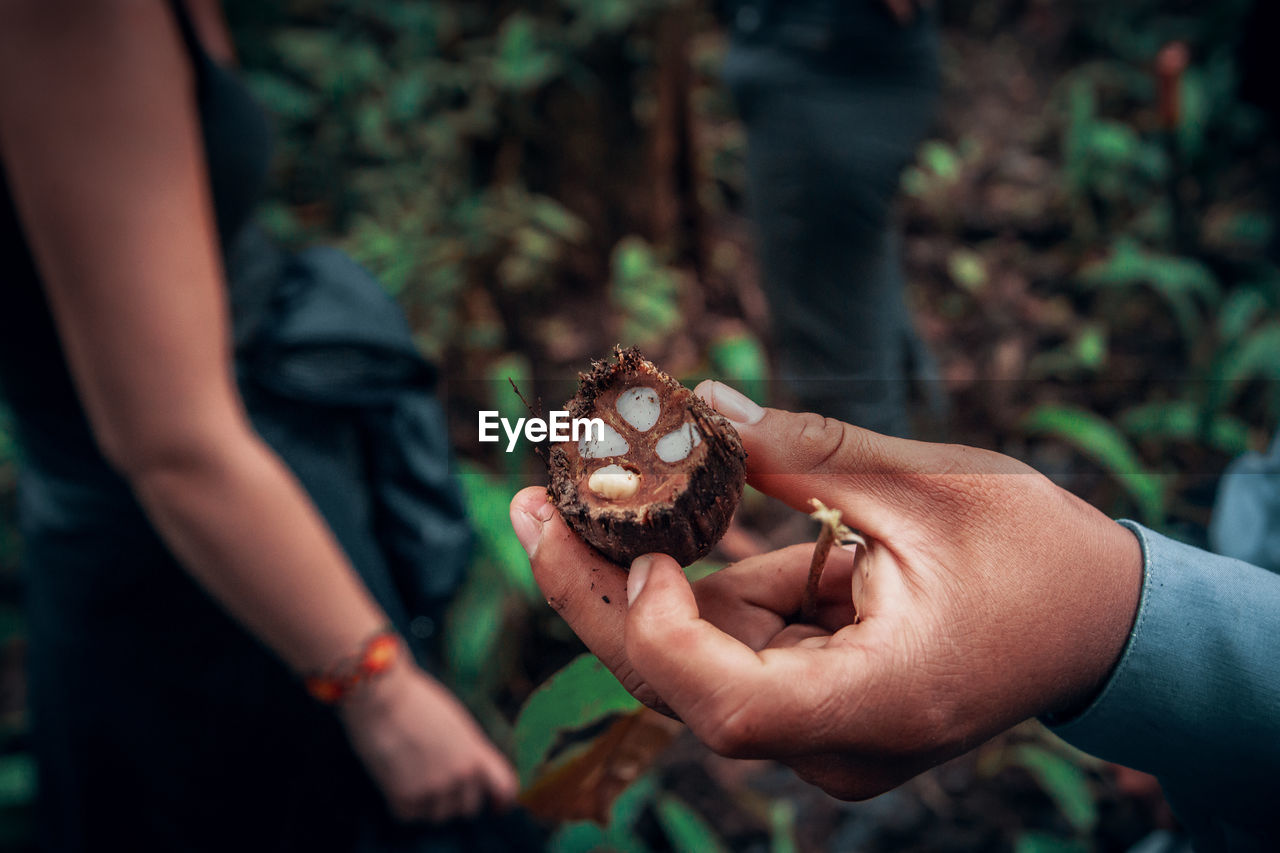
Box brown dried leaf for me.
[519,707,683,824]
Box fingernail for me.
[628,555,654,605]
[511,498,556,558]
[705,381,764,425]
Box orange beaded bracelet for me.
[304,628,400,704]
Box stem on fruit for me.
[802,498,867,625]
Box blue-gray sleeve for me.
[1047,521,1280,850]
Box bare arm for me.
[0,0,384,673]
[0,0,516,818]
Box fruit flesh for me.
[547,348,746,567]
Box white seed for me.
[588,464,640,501]
[616,387,661,432]
[579,423,629,458]
[655,422,702,463]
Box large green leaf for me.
[513,654,641,786]
[1021,404,1165,526]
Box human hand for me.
[340,658,518,822]
[510,382,1142,800]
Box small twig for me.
[509,377,547,461]
[801,499,867,625]
[509,376,542,420]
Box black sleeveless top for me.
[0,1,272,501]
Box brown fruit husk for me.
[547,347,747,567]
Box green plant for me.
[1022,404,1167,527]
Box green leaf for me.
[443,572,505,688]
[611,237,681,348]
[1008,744,1098,835]
[1085,122,1140,164]
[768,798,799,853]
[273,29,344,78]
[708,333,769,408]
[243,71,320,123]
[1073,324,1107,369]
[1021,404,1165,526]
[1119,400,1250,457]
[655,795,730,853]
[1080,239,1220,341]
[529,197,588,243]
[1014,832,1090,853]
[494,13,559,92]
[1218,287,1269,341]
[1205,322,1280,416]
[513,654,641,786]
[1178,68,1209,163]
[389,73,433,122]
[457,463,539,601]
[920,140,961,183]
[548,823,611,853]
[948,248,988,292]
[610,773,658,831]
[0,755,35,809]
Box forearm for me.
[129,428,388,674]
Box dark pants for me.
[722,0,940,437]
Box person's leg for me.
[723,0,939,437]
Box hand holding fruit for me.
[511,381,1143,799]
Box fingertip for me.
[510,487,556,559]
[627,554,654,604]
[626,554,698,636]
[696,380,765,426]
[510,486,554,520]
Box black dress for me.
[0,5,524,851]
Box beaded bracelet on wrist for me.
[304,628,400,704]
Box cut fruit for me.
[547,347,747,567]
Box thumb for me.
[694,380,919,519]
[624,554,764,725]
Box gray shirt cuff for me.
[1046,521,1280,848]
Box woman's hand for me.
[510,382,1143,800]
[340,659,518,823]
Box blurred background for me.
[2,0,1278,849]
